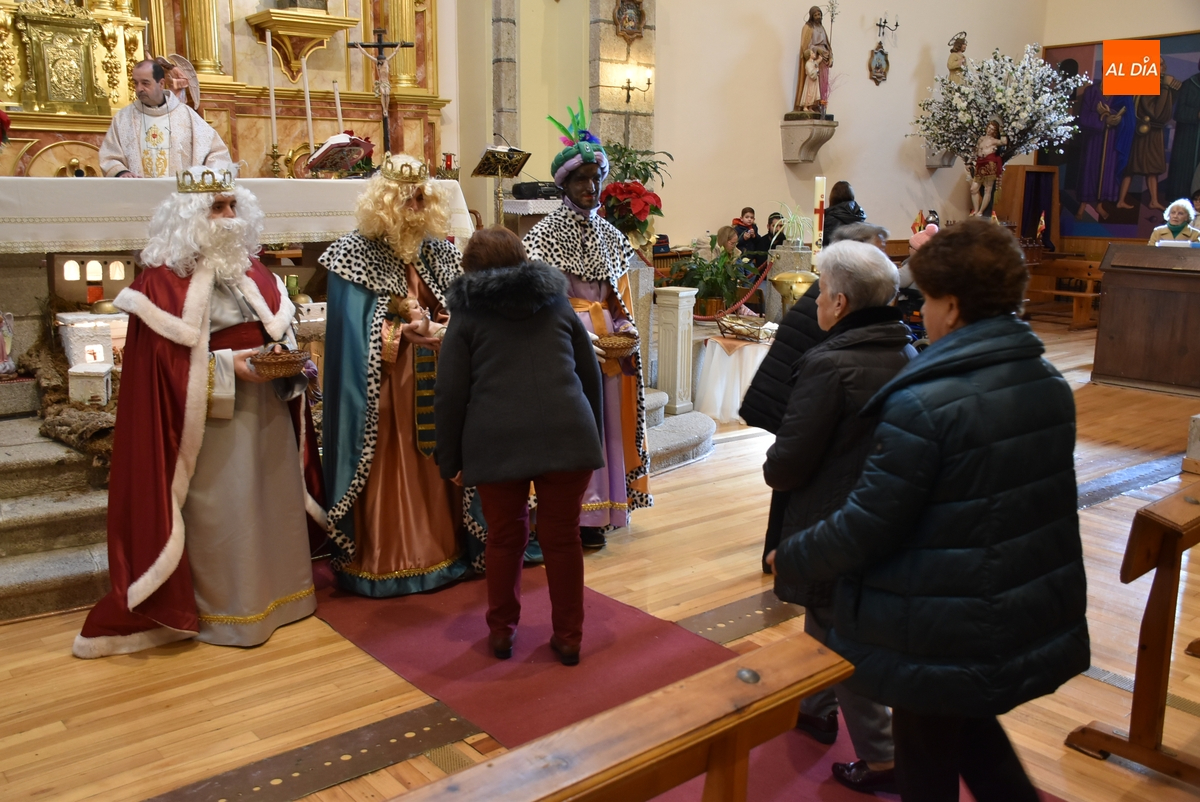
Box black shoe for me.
[831,760,897,795]
[795,710,838,745]
[489,630,514,660]
[580,527,607,550]
[550,636,580,666]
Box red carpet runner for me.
[313,561,734,747]
[314,563,1067,801]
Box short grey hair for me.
[1165,198,1197,224]
[818,240,899,311]
[830,222,890,245]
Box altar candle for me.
[301,56,315,154]
[813,176,827,251]
[332,80,344,132]
[265,29,278,144]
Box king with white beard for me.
[74,168,326,658]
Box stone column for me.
[655,287,696,414]
[627,251,655,385]
[182,0,223,75]
[589,0,654,149]
[491,0,518,202]
[386,0,418,88]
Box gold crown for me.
[176,168,235,194]
[379,153,430,184]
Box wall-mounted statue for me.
[793,6,833,114]
[947,32,967,85]
[970,118,1008,215]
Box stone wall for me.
[492,0,519,192]
[588,0,654,150]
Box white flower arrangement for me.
[913,44,1088,173]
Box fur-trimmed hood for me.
[445,260,569,320]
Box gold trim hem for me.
[198,586,315,625]
[338,552,461,581]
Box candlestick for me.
[265,29,278,146]
[813,176,827,253]
[301,56,315,156]
[333,80,344,131]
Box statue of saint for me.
[970,119,1008,216]
[794,6,833,112]
[947,33,967,85]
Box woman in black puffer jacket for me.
[773,219,1089,801]
[436,227,604,667]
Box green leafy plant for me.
[775,202,815,246]
[604,141,674,189]
[671,236,759,306]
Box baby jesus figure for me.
[798,49,823,111]
[970,120,1008,216]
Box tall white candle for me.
[301,56,315,154]
[265,29,278,144]
[813,176,827,250]
[332,80,344,132]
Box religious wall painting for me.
[613,0,645,45]
[868,42,889,85]
[1040,31,1200,242]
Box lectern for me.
[1065,484,1200,784]
[471,147,531,226]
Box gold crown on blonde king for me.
[176,168,235,194]
[379,153,430,184]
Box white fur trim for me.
[295,396,328,532]
[241,274,295,342]
[305,492,329,531]
[115,288,201,347]
[127,267,214,610]
[72,626,195,659]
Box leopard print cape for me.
[524,206,653,518]
[317,232,481,564]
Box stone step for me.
[0,378,39,418]
[648,411,716,475]
[0,489,109,558]
[0,417,95,499]
[0,542,109,622]
[645,389,668,428]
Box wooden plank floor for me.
[4,320,1200,801]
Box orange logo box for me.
[1103,40,1161,95]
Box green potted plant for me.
[671,235,760,317]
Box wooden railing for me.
[1026,258,1103,330]
[395,633,852,802]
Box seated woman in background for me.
[822,181,866,246]
[763,240,914,795]
[772,219,1089,801]
[1148,199,1200,245]
[435,227,605,667]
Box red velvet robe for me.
[74,259,324,658]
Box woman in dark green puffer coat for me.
[772,219,1089,801]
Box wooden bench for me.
[395,633,852,802]
[1026,258,1103,330]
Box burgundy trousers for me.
[476,469,592,649]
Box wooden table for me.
[1093,245,1200,396]
[1026,257,1103,330]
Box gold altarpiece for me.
[0,0,447,177]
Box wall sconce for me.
[875,13,899,39]
[601,66,652,103]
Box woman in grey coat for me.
[435,227,604,666]
[764,240,914,794]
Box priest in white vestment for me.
[99,60,231,178]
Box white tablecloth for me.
[503,198,561,215]
[694,338,771,424]
[0,177,474,254]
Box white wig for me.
[141,170,264,275]
[1164,198,1197,224]
[819,240,900,312]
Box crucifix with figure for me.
[348,28,414,154]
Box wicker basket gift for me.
[596,332,638,359]
[250,349,310,379]
[717,315,778,343]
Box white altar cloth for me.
[694,338,771,424]
[0,177,474,254]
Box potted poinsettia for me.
[599,181,663,253]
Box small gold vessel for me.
[769,271,820,311]
[90,299,119,315]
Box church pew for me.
[395,633,852,802]
[1026,258,1103,330]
